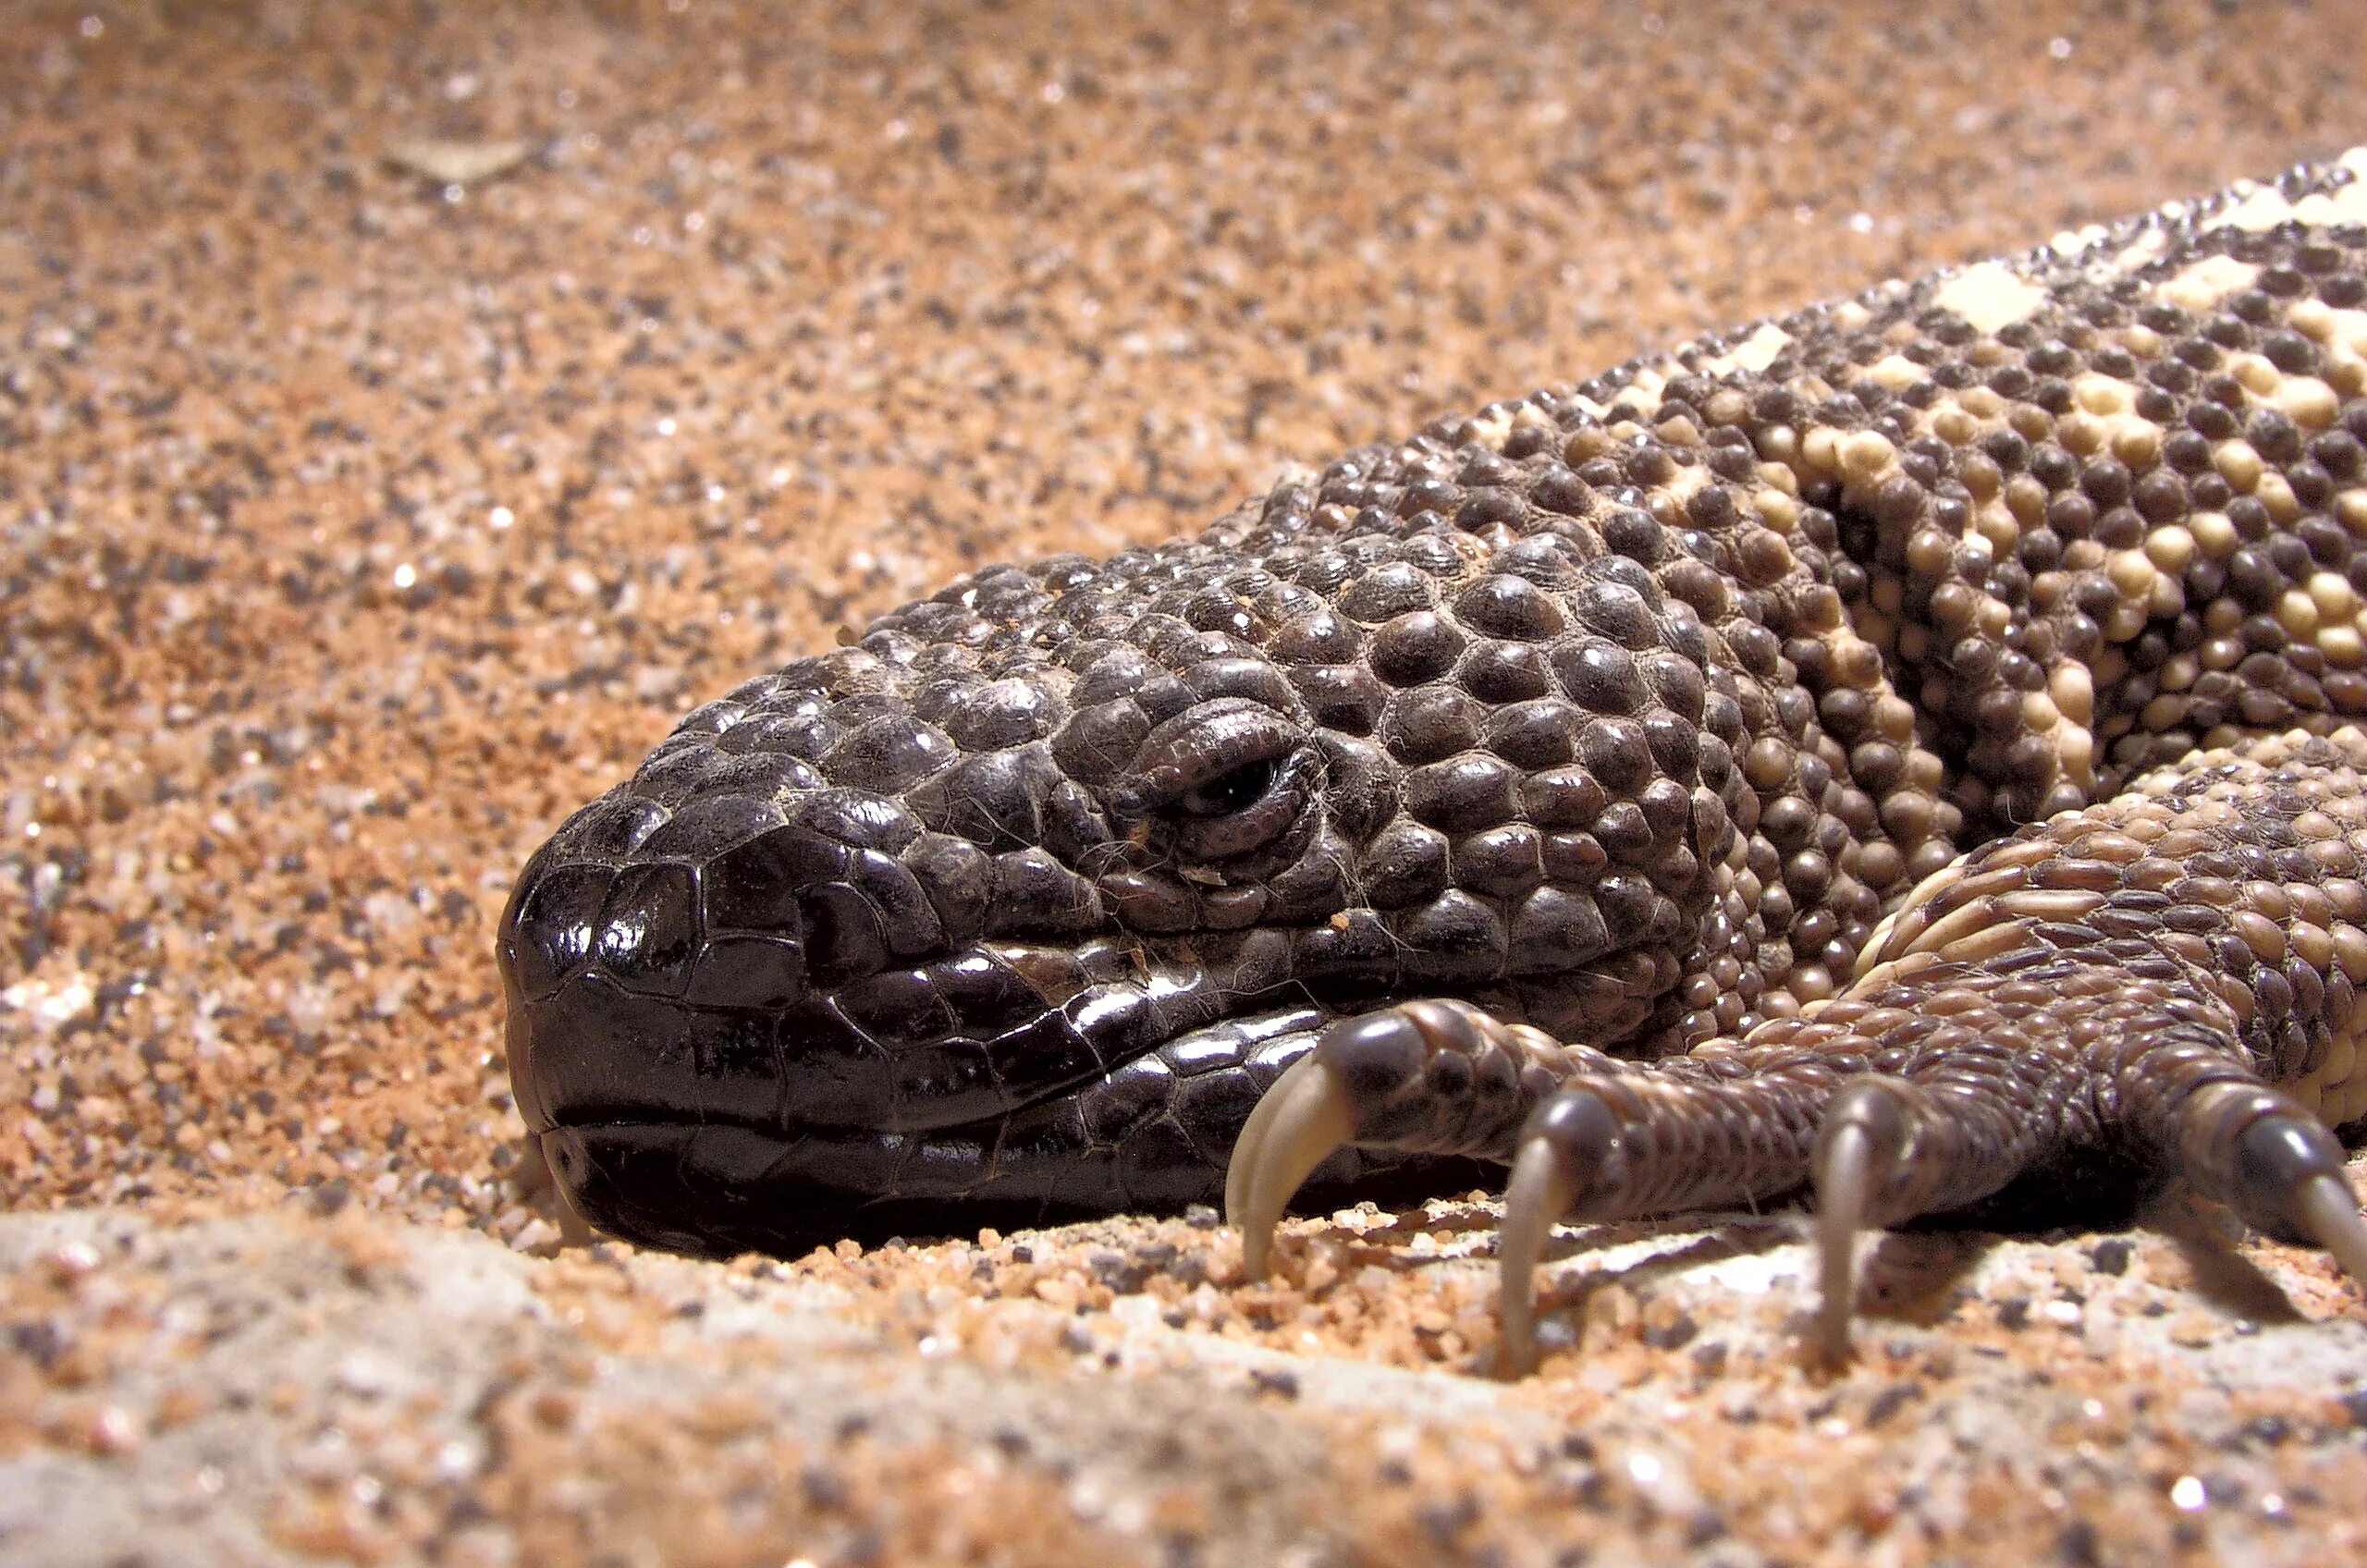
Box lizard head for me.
[497,455,1750,1254]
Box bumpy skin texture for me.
[500,151,2367,1283]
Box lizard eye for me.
[1180,758,1277,818]
[1113,699,1318,861]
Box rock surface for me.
[6,1199,2367,1565]
[5,2,2367,1563]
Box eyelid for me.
[1111,698,1302,816]
[1173,749,1322,861]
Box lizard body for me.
[498,149,2367,1361]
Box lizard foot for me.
[1229,729,2367,1374]
[1226,998,1582,1280]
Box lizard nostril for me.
[705,824,844,931]
[797,883,889,989]
[592,862,703,998]
[501,859,615,1001]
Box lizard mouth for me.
[511,970,1477,1255]
[525,998,1349,1256]
[497,851,1456,1252]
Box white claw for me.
[1811,1120,1874,1363]
[1223,1051,1298,1229]
[2293,1172,2367,1296]
[1225,1056,1355,1280]
[1497,1135,1580,1377]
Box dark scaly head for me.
[498,433,1774,1254]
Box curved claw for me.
[1222,1048,1306,1230]
[1808,1079,1913,1363]
[1497,1090,1619,1376]
[2231,1109,2367,1295]
[1225,1055,1355,1280]
[2291,1172,2367,1292]
[1497,1135,1576,1377]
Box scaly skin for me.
[498,149,2367,1360]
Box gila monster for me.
[498,148,2367,1369]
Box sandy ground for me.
[5,1,2367,1562]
